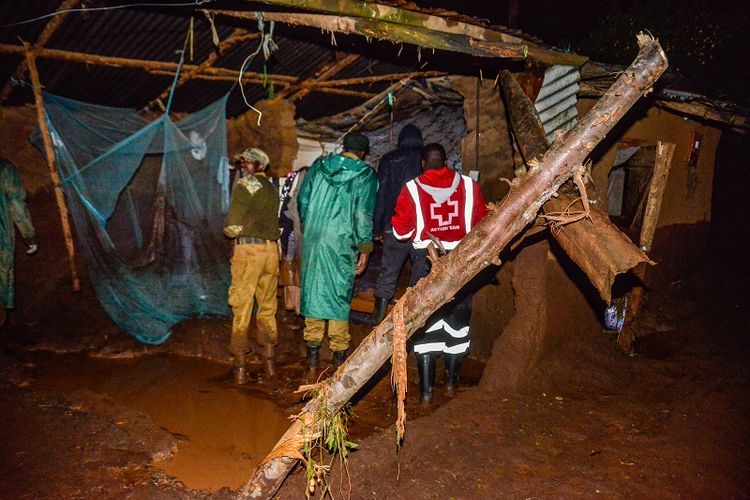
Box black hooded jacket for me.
[372,124,423,237]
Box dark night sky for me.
[413,0,750,104]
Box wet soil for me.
[1,189,748,498]
[276,260,750,498]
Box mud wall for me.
[580,98,721,284]
[479,240,601,392]
[226,98,298,177]
[0,105,49,196]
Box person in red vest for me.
[391,143,487,404]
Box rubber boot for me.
[332,350,348,370]
[372,297,389,325]
[303,344,320,383]
[444,354,463,397]
[263,343,277,378]
[232,354,248,385]
[416,353,436,406]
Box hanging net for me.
[37,93,232,344]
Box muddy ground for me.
[2,138,750,499]
[1,244,748,498]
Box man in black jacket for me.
[371,124,423,324]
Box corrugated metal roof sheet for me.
[0,2,566,121]
[534,65,580,143]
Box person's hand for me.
[355,253,369,275]
[374,235,384,243]
[22,237,38,255]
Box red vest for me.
[391,166,486,250]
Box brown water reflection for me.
[30,353,289,491]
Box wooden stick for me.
[640,142,675,253]
[239,33,667,499]
[304,87,377,99]
[24,47,80,292]
[281,53,361,101]
[299,70,447,88]
[146,70,290,86]
[0,43,296,84]
[0,0,81,103]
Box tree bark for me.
[240,34,667,499]
[232,0,588,66]
[499,69,653,303]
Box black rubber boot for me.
[332,349,348,370]
[444,354,463,397]
[416,353,436,405]
[303,344,320,383]
[372,297,389,325]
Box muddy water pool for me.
[29,353,290,491]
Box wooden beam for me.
[500,69,653,304]
[308,87,377,99]
[640,142,675,253]
[238,0,588,66]
[618,141,675,351]
[277,52,361,102]
[0,0,81,103]
[24,47,81,292]
[300,70,447,88]
[147,29,260,110]
[239,33,667,499]
[0,44,296,84]
[206,10,539,61]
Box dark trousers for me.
[410,248,473,356]
[374,230,416,302]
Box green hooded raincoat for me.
[298,153,378,321]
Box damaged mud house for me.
[1,0,748,498]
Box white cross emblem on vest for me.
[430,199,459,227]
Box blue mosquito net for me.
[37,92,232,344]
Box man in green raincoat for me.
[298,132,377,377]
[0,159,38,327]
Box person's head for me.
[421,143,446,171]
[343,132,369,159]
[398,123,423,148]
[234,148,270,175]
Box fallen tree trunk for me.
[499,70,653,303]
[239,34,667,499]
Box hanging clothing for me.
[298,152,377,322]
[0,159,36,310]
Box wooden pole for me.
[206,10,541,62]
[239,33,667,499]
[619,141,675,351]
[281,53,361,101]
[0,0,81,103]
[0,44,296,84]
[24,47,81,292]
[299,70,447,88]
[229,1,588,66]
[499,69,653,303]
